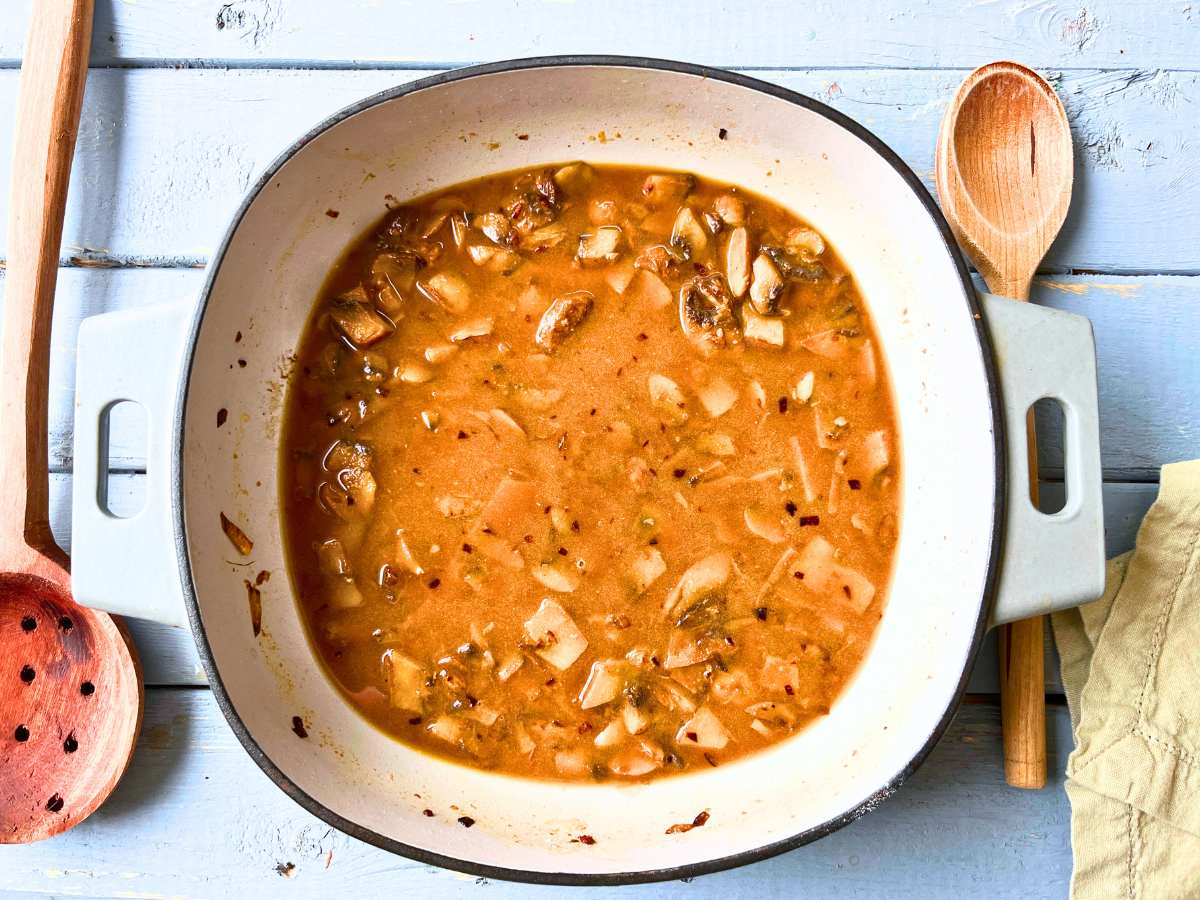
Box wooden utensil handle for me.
[992,279,1048,790]
[0,0,94,556]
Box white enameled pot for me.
[70,59,1105,884]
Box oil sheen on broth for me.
[281,164,899,782]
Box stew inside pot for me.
[281,164,900,781]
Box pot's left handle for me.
[72,302,194,626]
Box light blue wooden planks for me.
[0,67,1195,271]
[0,688,1074,898]
[1,0,1195,70]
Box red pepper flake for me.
[571,520,580,532]
[842,584,852,598]
[636,332,648,341]
[799,515,820,527]
[237,358,247,368]
[784,684,795,696]
[462,543,473,553]
[795,571,805,580]
[784,500,797,516]
[255,569,271,586]
[672,468,687,479]
[718,127,728,140]
[848,479,862,490]
[408,716,422,725]
[457,430,468,439]
[517,133,530,141]
[325,208,340,218]
[291,716,308,739]
[557,547,568,556]
[234,331,243,343]
[754,607,768,621]
[666,810,710,834]
[577,721,593,734]
[575,834,596,845]
[427,578,441,589]
[457,816,475,828]
[523,534,534,543]
[703,753,719,767]
[686,731,699,742]
[217,408,228,427]
[545,677,557,686]
[422,809,435,817]
[778,396,789,413]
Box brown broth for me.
[281,163,900,781]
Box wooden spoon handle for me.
[993,282,1048,790]
[0,0,94,558]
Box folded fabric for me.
[1053,459,1200,899]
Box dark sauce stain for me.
[291,716,308,738]
[217,408,229,428]
[325,209,341,219]
[457,816,476,828]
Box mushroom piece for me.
[742,306,786,348]
[725,226,751,297]
[370,250,422,314]
[553,161,595,191]
[670,207,709,259]
[676,706,732,750]
[578,659,626,709]
[329,291,394,347]
[794,536,877,613]
[535,290,594,352]
[628,547,667,595]
[748,252,786,315]
[419,272,472,314]
[641,172,695,207]
[678,273,738,354]
[713,193,746,226]
[472,211,518,247]
[663,552,732,616]
[697,377,738,418]
[466,243,522,274]
[382,649,427,712]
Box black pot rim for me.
[172,55,1004,887]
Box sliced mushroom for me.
[524,222,569,251]
[472,211,518,247]
[748,252,785,315]
[784,226,825,260]
[641,172,694,207]
[553,161,595,191]
[578,659,625,709]
[678,273,738,354]
[609,740,664,777]
[466,243,522,274]
[862,429,891,478]
[532,562,581,593]
[725,226,751,297]
[670,207,708,259]
[329,293,394,347]
[448,317,494,343]
[370,250,422,313]
[744,506,787,543]
[713,193,745,226]
[535,290,594,352]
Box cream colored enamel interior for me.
[181,66,995,875]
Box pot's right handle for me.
[72,302,193,627]
[981,292,1106,628]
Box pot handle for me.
[980,292,1106,628]
[72,302,193,627]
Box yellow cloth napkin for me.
[1052,460,1200,899]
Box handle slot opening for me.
[1029,397,1067,514]
[98,400,147,518]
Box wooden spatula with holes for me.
[0,0,143,842]
[935,61,1074,789]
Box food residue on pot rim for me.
[291,715,308,738]
[665,810,711,834]
[220,512,253,555]
[245,579,263,636]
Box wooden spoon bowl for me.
[0,571,142,843]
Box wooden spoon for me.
[0,0,143,843]
[935,61,1074,789]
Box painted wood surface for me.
[2,268,1191,480]
[1,0,1196,70]
[0,67,1195,272]
[43,472,1158,691]
[0,689,1076,899]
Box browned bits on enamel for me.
[244,579,263,636]
[666,810,710,834]
[291,716,308,738]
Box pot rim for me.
[171,55,1005,886]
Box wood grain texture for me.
[2,268,1190,479]
[0,67,1195,272]
[0,688,1076,898]
[41,475,1159,690]
[0,0,1195,70]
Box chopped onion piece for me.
[426,716,465,743]
[697,378,738,418]
[420,272,471,314]
[555,750,590,776]
[794,536,877,613]
[724,227,751,297]
[788,435,818,503]
[745,701,797,726]
[496,653,525,682]
[424,343,458,364]
[398,362,433,384]
[863,429,891,478]
[742,306,785,348]
[524,599,589,670]
[629,547,667,595]
[593,718,626,748]
[513,721,536,754]
[449,317,494,342]
[696,432,736,457]
[793,371,815,403]
[382,649,426,712]
[624,269,673,308]
[395,528,425,575]
[663,552,732,616]
[577,225,624,262]
[671,207,708,257]
[622,699,651,735]
[532,562,581,593]
[676,706,732,750]
[648,374,689,425]
[744,506,787,543]
[609,740,664,777]
[578,659,625,709]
